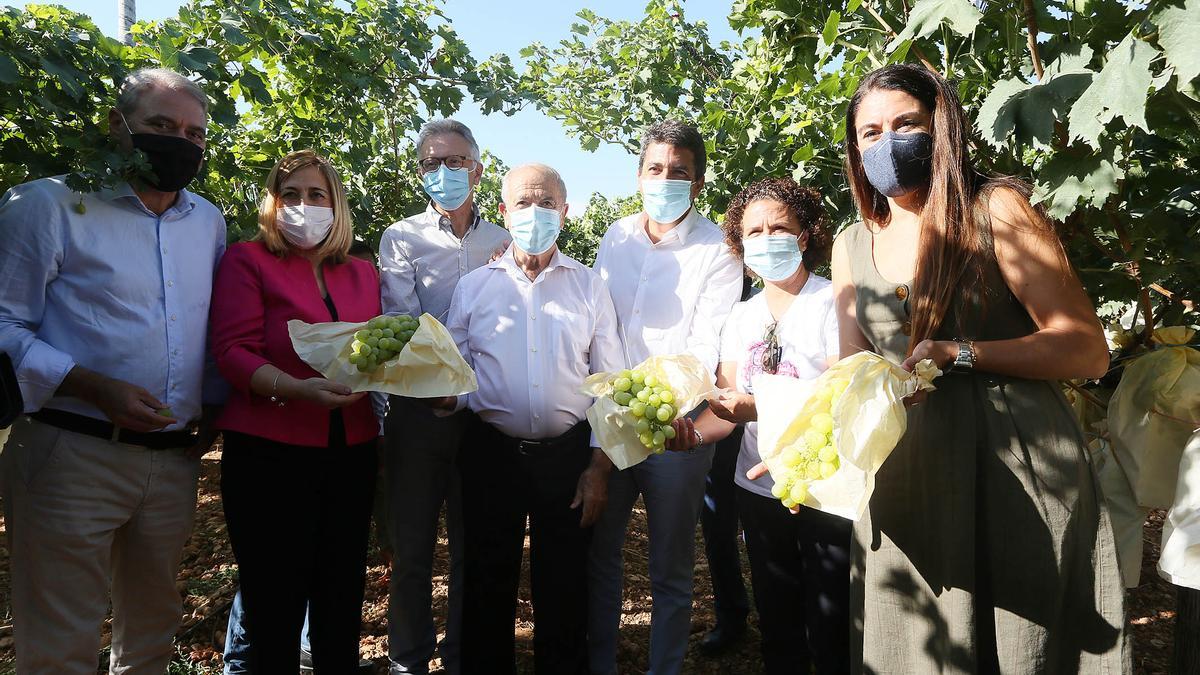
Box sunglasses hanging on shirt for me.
[761,321,782,375]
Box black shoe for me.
[299,648,374,673]
[698,621,747,657]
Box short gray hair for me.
[416,118,481,162]
[116,68,209,115]
[501,163,568,204]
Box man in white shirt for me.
[588,120,743,675]
[377,119,510,675]
[0,69,226,674]
[434,163,623,674]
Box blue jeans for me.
[223,590,311,674]
[587,444,715,675]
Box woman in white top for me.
[670,177,850,674]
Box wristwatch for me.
[951,340,977,372]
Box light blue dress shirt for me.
[0,176,227,430]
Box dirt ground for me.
[0,448,1182,674]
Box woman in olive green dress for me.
[830,64,1129,673]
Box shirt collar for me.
[426,201,480,233]
[100,181,197,218]
[638,207,699,246]
[489,244,573,279]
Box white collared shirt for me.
[447,246,624,440]
[0,176,227,429]
[593,208,743,374]
[379,203,511,321]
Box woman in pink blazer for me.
[210,150,381,671]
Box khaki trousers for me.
[0,416,200,674]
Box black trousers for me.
[220,424,377,674]
[737,486,852,675]
[700,425,750,626]
[458,417,594,675]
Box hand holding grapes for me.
[665,417,697,452]
[290,377,365,409]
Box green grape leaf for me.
[1152,0,1200,86]
[888,0,982,52]
[976,69,1093,148]
[1067,33,1154,149]
[1032,144,1125,219]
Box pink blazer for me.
[210,241,381,447]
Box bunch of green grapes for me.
[770,375,851,508]
[610,369,679,454]
[348,314,419,373]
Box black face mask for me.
[129,132,204,192]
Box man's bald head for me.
[500,163,568,210]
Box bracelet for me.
[693,428,705,446]
[269,372,287,407]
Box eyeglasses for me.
[761,321,782,374]
[417,155,477,174]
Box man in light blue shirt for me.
[0,68,226,674]
[378,118,510,675]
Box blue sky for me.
[19,0,742,212]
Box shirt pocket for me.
[543,302,590,362]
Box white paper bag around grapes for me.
[580,353,717,471]
[758,351,940,521]
[288,313,477,397]
[1159,429,1200,590]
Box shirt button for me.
[167,280,174,287]
[162,248,168,254]
[170,314,177,321]
[530,315,536,321]
[895,285,909,301]
[634,309,641,315]
[533,383,540,388]
[530,347,537,352]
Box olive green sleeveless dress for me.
[842,222,1129,674]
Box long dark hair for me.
[844,64,990,353]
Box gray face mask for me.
[860,130,933,198]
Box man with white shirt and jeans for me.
[0,68,225,674]
[432,163,623,674]
[378,118,510,675]
[588,120,743,675]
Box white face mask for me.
[277,203,335,249]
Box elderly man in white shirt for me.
[377,119,510,675]
[588,120,743,675]
[0,69,226,674]
[431,163,623,675]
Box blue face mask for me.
[508,205,562,255]
[860,130,933,198]
[422,165,472,211]
[742,234,804,282]
[641,179,694,223]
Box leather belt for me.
[31,408,195,450]
[497,420,591,456]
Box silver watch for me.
[952,340,977,371]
